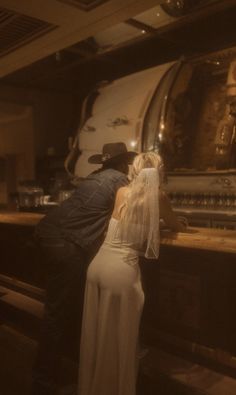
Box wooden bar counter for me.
[1,210,236,253]
[1,211,236,375]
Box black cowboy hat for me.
[88,142,137,164]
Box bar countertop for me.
[0,211,236,255]
[0,211,44,227]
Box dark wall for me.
[0,83,80,158]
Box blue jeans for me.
[32,238,88,395]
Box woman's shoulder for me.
[115,186,129,205]
[112,186,129,219]
[116,185,129,196]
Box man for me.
[32,142,136,395]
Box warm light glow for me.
[141,30,146,34]
[160,122,165,131]
[156,12,160,17]
[130,140,137,148]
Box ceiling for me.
[0,0,163,77]
[1,0,236,93]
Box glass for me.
[18,181,44,208]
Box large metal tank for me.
[69,46,236,228]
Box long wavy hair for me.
[119,152,162,259]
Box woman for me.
[78,152,184,395]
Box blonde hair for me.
[119,152,161,259]
[130,152,163,180]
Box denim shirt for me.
[36,168,128,252]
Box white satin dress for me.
[78,217,145,395]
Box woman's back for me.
[79,205,144,395]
